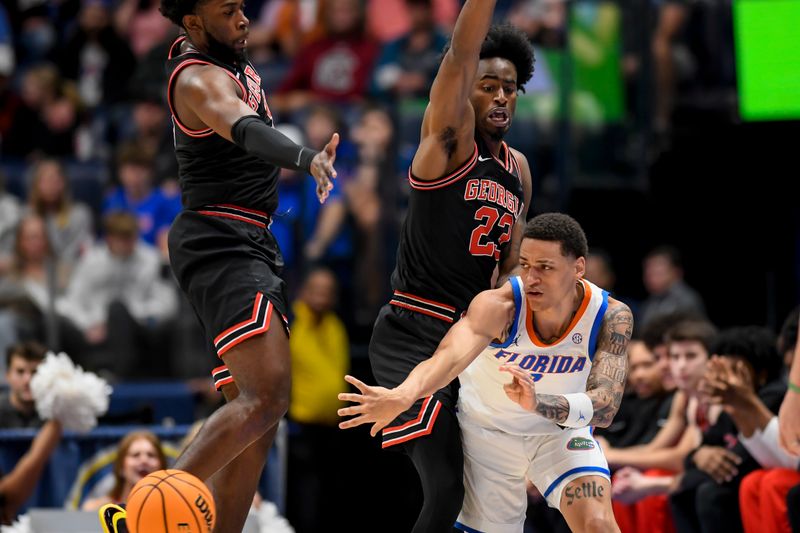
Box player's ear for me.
[575,256,586,280]
[182,13,202,33]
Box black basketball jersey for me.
[391,136,525,314]
[165,36,279,214]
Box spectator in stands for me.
[669,326,786,533]
[56,0,136,107]
[652,0,689,139]
[639,245,706,330]
[366,0,458,43]
[126,95,178,187]
[103,141,181,250]
[299,105,355,266]
[112,0,173,59]
[247,0,326,61]
[0,215,72,340]
[370,0,449,102]
[64,211,178,379]
[287,267,349,533]
[0,173,21,277]
[584,247,616,292]
[0,419,62,525]
[0,341,46,429]
[25,159,94,275]
[640,310,704,393]
[81,430,167,511]
[346,105,396,327]
[4,63,82,158]
[601,319,716,533]
[273,0,379,116]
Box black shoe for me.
[99,503,128,533]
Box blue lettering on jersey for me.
[494,350,587,382]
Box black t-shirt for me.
[596,391,674,448]
[0,394,43,429]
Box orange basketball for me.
[126,469,216,533]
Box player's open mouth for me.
[235,38,247,50]
[488,108,510,128]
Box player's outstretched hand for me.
[338,375,411,437]
[310,133,339,204]
[500,364,538,411]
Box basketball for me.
[126,469,215,533]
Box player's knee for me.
[581,509,617,533]
[238,391,288,436]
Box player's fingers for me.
[325,133,340,156]
[344,374,369,393]
[337,405,365,417]
[722,450,742,465]
[338,392,364,403]
[338,415,370,429]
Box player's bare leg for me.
[204,381,278,533]
[175,323,290,529]
[559,476,620,533]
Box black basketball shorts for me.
[368,294,462,448]
[168,205,290,391]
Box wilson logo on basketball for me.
[196,494,214,530]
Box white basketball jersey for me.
[458,276,609,436]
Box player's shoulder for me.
[472,282,516,313]
[605,296,632,317]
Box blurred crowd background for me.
[0,0,798,531]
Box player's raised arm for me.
[497,148,532,286]
[502,298,632,428]
[338,284,515,436]
[174,63,338,202]
[411,0,498,181]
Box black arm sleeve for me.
[231,115,319,173]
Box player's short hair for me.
[6,341,47,371]
[160,0,204,27]
[711,326,782,384]
[664,320,718,355]
[523,213,588,259]
[443,24,535,90]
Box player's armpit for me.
[585,299,633,427]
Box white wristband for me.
[562,393,593,428]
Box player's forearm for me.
[396,321,489,403]
[448,0,497,61]
[231,115,318,172]
[606,445,687,472]
[532,387,622,428]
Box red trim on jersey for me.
[392,291,456,312]
[389,301,455,323]
[408,143,479,190]
[168,35,188,59]
[198,211,267,228]
[383,396,434,434]
[210,204,268,217]
[214,294,273,356]
[382,400,442,448]
[167,59,248,138]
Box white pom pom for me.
[251,501,295,533]
[0,514,32,533]
[29,352,112,433]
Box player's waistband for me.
[195,204,271,228]
[389,290,458,323]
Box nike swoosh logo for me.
[295,148,304,167]
[478,155,491,162]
